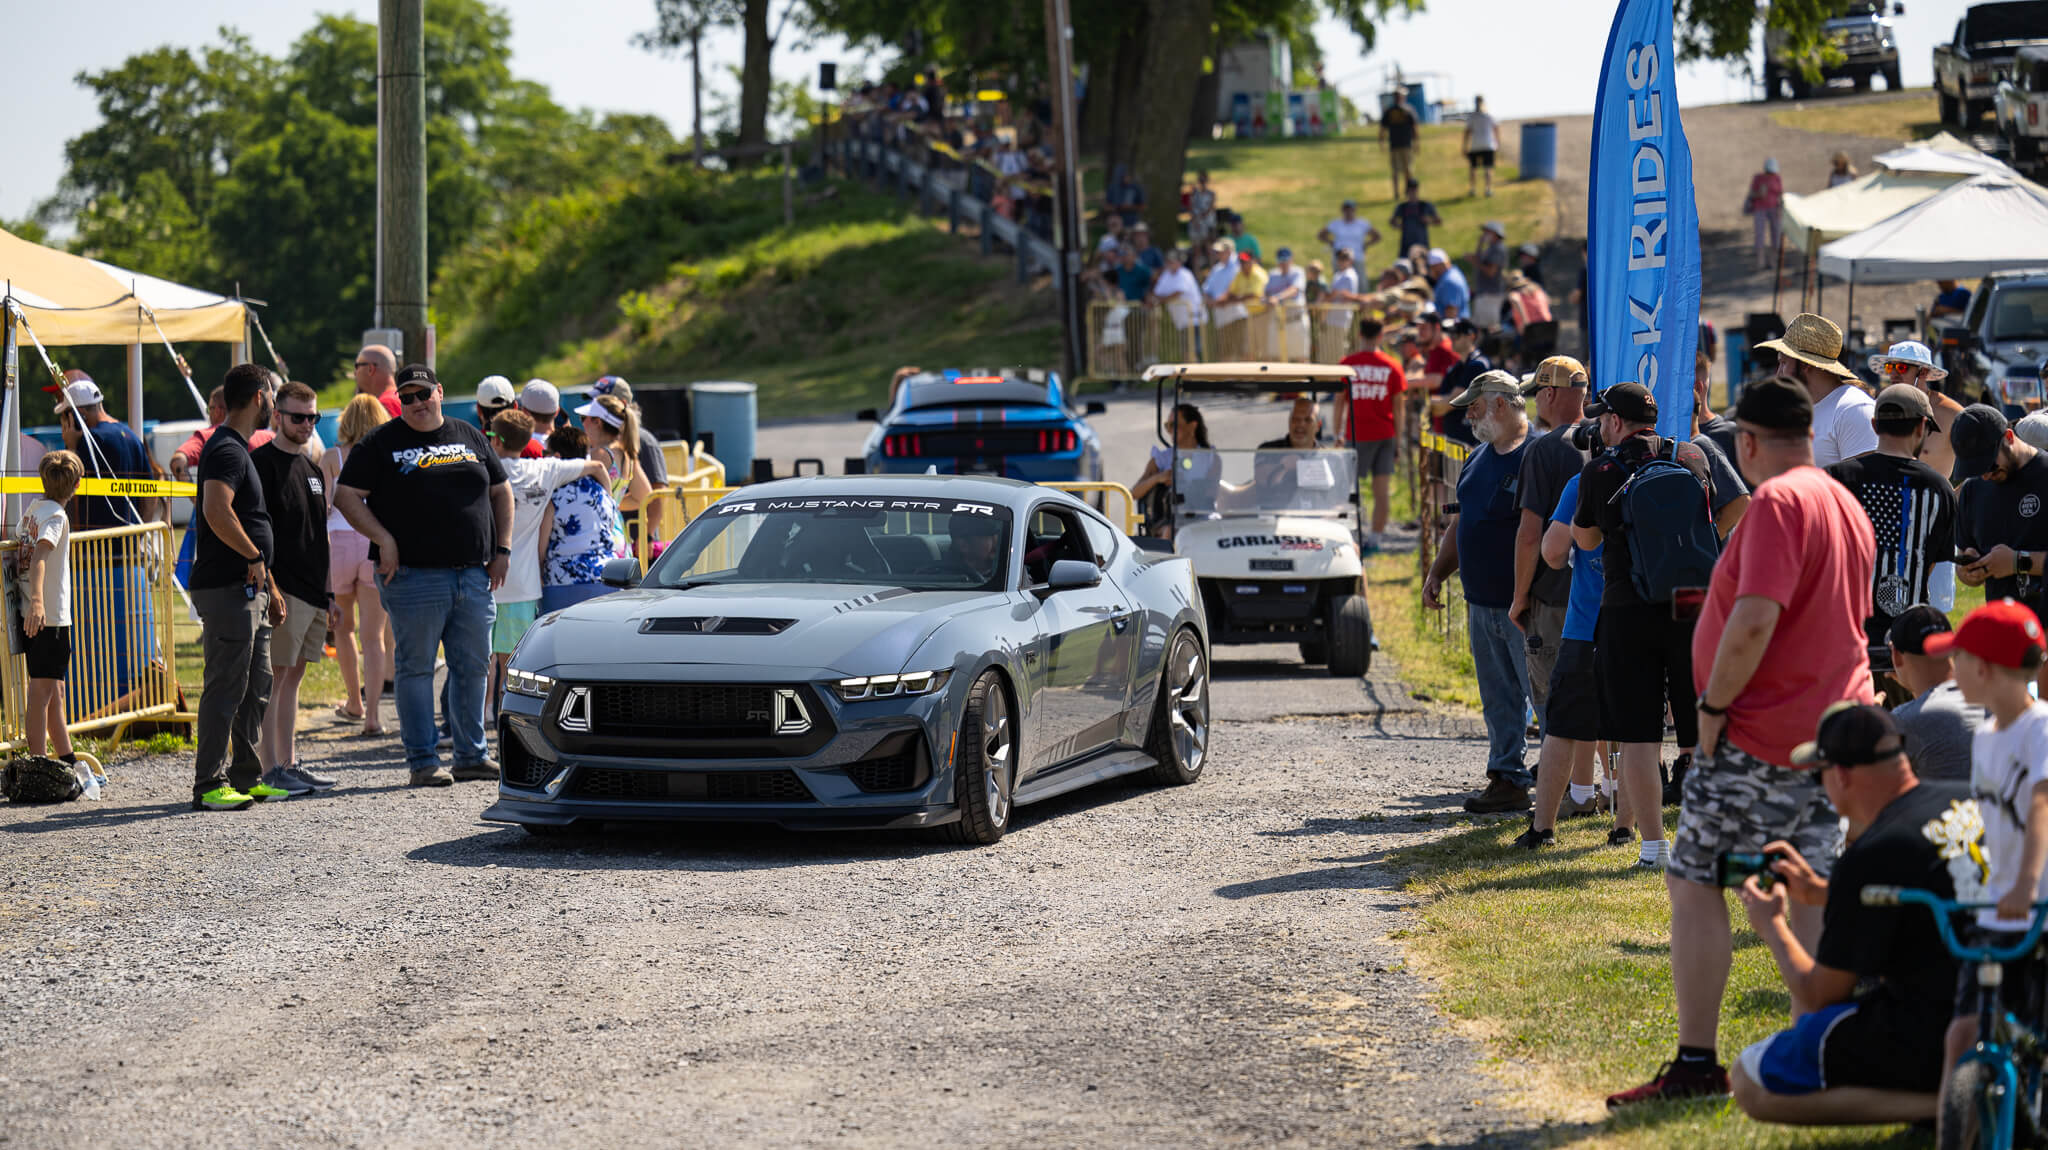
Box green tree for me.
[642,0,813,162]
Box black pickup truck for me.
[1935,0,2048,124]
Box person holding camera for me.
[1728,703,1984,1125]
[1608,379,1877,1108]
[1571,382,1716,875]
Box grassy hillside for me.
[432,166,1058,419]
[1768,90,1941,141]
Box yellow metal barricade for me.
[1040,481,1140,535]
[634,442,728,571]
[0,521,188,751]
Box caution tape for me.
[1418,432,1471,462]
[0,477,196,498]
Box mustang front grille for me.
[567,769,815,802]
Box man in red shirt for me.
[168,386,275,479]
[354,345,402,419]
[1608,378,1876,1109]
[1335,318,1408,551]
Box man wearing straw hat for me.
[1869,340,1962,479]
[1755,313,1874,469]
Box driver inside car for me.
[926,512,1006,585]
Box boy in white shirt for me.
[488,409,607,714]
[19,451,82,765]
[1927,597,2048,1139]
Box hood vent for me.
[640,616,795,635]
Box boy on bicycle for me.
[1927,599,2048,1125]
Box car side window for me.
[1078,512,1117,568]
[1022,507,1089,585]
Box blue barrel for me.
[1520,121,1558,182]
[691,382,757,480]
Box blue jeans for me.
[1466,602,1534,788]
[379,566,495,771]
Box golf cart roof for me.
[1143,362,1358,391]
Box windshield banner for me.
[1587,0,1700,439]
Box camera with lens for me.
[1569,418,1601,452]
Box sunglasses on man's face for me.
[281,410,320,426]
[397,389,435,406]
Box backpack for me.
[1610,438,1721,603]
[2,755,83,804]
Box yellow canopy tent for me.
[0,227,247,347]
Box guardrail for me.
[0,520,188,750]
[1084,299,1370,379]
[832,137,1062,285]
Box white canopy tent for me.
[1818,175,2048,283]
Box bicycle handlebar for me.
[1862,885,2048,963]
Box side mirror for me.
[600,557,641,588]
[1084,400,1108,415]
[1940,325,1975,352]
[1045,559,1102,592]
[856,407,880,422]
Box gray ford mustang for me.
[483,474,1211,843]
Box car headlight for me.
[833,670,952,701]
[506,669,556,698]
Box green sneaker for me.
[192,786,256,811]
[245,781,295,802]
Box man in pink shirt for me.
[1608,377,1877,1109]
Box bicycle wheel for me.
[1939,1059,1999,1150]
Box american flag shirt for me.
[1825,451,1957,641]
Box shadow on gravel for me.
[1214,863,1398,899]
[408,780,1155,870]
[0,800,193,832]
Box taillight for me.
[882,434,924,457]
[2031,103,2040,125]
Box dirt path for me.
[0,637,1545,1148]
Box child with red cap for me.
[1929,597,2048,1137]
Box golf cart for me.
[1142,363,1372,676]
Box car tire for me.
[1762,70,1782,102]
[1940,88,1959,126]
[1327,594,1374,678]
[1298,640,1328,666]
[1884,63,1903,91]
[937,672,1014,845]
[1143,628,1209,786]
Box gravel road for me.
[0,648,1531,1149]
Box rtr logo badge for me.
[772,688,812,735]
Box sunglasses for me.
[1880,361,1923,376]
[281,410,320,426]
[397,389,435,406]
[353,360,376,369]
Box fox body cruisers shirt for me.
[337,418,507,568]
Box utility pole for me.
[1043,0,1087,384]
[691,24,705,166]
[377,0,430,366]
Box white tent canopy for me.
[1870,131,2021,178]
[1818,175,2048,283]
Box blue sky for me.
[4,0,1981,221]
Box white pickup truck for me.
[1997,45,2048,167]
[1935,0,2048,125]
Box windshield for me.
[650,496,1013,591]
[1989,285,2048,342]
[1171,448,1357,519]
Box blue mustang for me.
[857,368,1106,482]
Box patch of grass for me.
[1365,466,1480,712]
[1388,817,1930,1146]
[1769,92,1942,143]
[1185,125,1558,273]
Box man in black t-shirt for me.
[1952,404,2048,693]
[1435,319,1488,446]
[336,365,513,787]
[190,365,287,811]
[252,381,336,796]
[1512,357,1589,737]
[1573,382,1714,869]
[1825,385,1958,659]
[1731,703,1986,1125]
[1378,93,1419,200]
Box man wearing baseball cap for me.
[1825,383,1957,665]
[475,376,540,459]
[1423,369,1536,813]
[1727,702,1983,1126]
[1953,405,2048,696]
[1573,381,1717,877]
[1425,247,1469,321]
[1609,378,1875,1107]
[334,364,514,787]
[1509,357,1590,772]
[1755,313,1874,468]
[1318,198,1377,273]
[55,375,157,529]
[1869,339,1961,477]
[1433,317,1489,446]
[1887,605,1984,782]
[518,379,562,435]
[1336,317,1408,551]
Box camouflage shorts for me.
[1667,739,1843,886]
